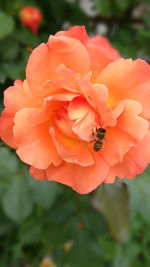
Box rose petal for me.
[88,35,120,60]
[55,25,89,45]
[14,108,62,169]
[54,106,77,139]
[0,110,16,148]
[86,42,120,82]
[49,127,94,167]
[56,26,120,81]
[68,96,96,141]
[4,80,38,114]
[77,79,116,127]
[100,100,148,166]
[96,58,150,119]
[46,152,109,194]
[30,166,47,180]
[105,131,150,182]
[116,100,149,142]
[26,35,91,87]
[100,126,134,166]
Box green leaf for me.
[143,11,150,27]
[19,219,42,246]
[0,147,18,178]
[92,180,130,242]
[113,242,141,267]
[46,198,75,223]
[69,2,88,25]
[0,39,19,61]
[127,166,150,222]
[0,219,13,236]
[0,67,7,84]
[98,234,117,261]
[138,28,150,38]
[66,231,103,267]
[110,26,138,58]
[115,0,130,11]
[3,62,20,80]
[2,173,33,223]
[0,11,15,39]
[13,27,39,46]
[47,218,78,246]
[49,0,69,23]
[29,179,62,210]
[82,209,108,237]
[95,0,110,16]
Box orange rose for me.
[1,26,150,194]
[20,6,42,34]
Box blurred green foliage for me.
[0,0,150,266]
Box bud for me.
[20,6,42,34]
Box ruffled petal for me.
[14,108,62,169]
[116,100,149,142]
[100,127,134,166]
[49,127,94,167]
[100,100,148,166]
[46,152,109,194]
[26,35,91,87]
[105,131,150,182]
[55,26,120,81]
[96,58,150,119]
[3,80,38,113]
[77,79,116,127]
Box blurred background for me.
[0,0,150,266]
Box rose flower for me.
[1,26,150,194]
[20,6,42,34]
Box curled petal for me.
[105,131,150,182]
[77,79,116,127]
[54,107,77,139]
[97,58,150,119]
[116,100,149,142]
[112,102,124,120]
[101,127,135,166]
[49,127,94,167]
[68,97,96,141]
[45,92,79,102]
[101,100,148,166]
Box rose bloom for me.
[20,6,42,34]
[1,26,150,194]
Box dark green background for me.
[0,0,150,266]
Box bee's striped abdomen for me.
[93,141,103,152]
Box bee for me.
[90,127,106,152]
